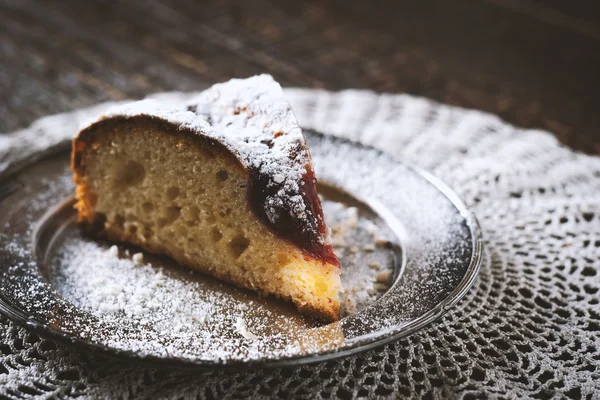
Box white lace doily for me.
[1,88,599,399]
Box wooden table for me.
[1,0,599,153]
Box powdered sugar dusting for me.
[51,233,311,361]
[188,76,321,245]
[47,194,394,361]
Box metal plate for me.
[0,130,482,368]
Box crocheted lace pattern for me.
[0,89,599,399]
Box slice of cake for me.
[71,75,341,321]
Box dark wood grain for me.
[1,0,599,153]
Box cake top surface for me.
[89,75,337,265]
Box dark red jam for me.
[248,165,340,267]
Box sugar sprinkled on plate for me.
[48,197,394,361]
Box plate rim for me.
[0,129,483,370]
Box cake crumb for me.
[365,221,378,236]
[107,245,119,257]
[132,253,144,264]
[332,236,347,247]
[363,244,375,252]
[346,207,359,228]
[343,297,358,316]
[376,270,392,283]
[368,261,381,269]
[235,317,256,339]
[375,238,391,247]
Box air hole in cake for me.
[166,186,180,200]
[116,160,146,186]
[211,227,223,243]
[92,213,107,232]
[128,224,138,235]
[114,214,125,231]
[216,170,229,182]
[164,206,181,224]
[143,225,154,240]
[142,202,153,214]
[219,208,232,217]
[228,234,250,258]
[143,150,151,159]
[184,205,200,223]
